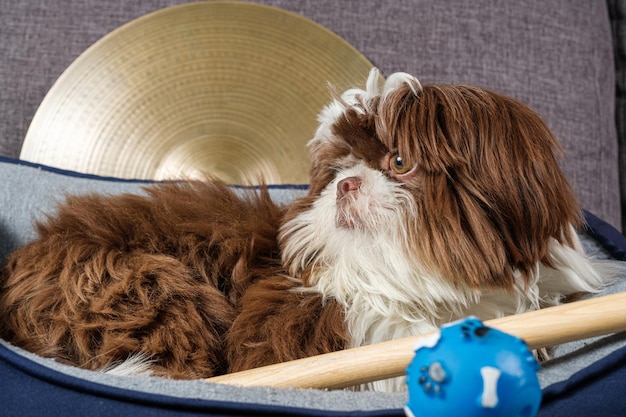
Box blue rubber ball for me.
[405,317,541,417]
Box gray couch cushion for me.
[0,0,621,229]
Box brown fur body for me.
[0,182,346,377]
[0,70,607,385]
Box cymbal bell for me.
[21,2,373,184]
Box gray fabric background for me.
[0,0,624,230]
[1,159,625,412]
[610,1,626,230]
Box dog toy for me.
[404,317,542,417]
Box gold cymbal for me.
[21,2,373,184]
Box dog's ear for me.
[378,84,581,290]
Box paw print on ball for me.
[417,361,447,395]
[460,318,491,340]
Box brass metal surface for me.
[21,2,373,183]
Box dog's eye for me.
[390,155,412,175]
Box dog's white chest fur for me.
[309,231,603,392]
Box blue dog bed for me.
[1,156,625,416]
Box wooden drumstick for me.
[206,291,626,389]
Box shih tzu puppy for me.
[0,69,611,391]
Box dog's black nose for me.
[336,176,361,199]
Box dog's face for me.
[280,69,580,296]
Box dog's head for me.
[280,69,580,293]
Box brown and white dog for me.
[0,69,611,391]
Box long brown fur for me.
[0,182,346,377]
[380,85,581,289]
